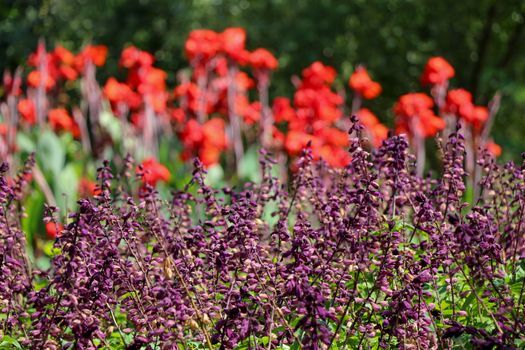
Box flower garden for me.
[0,27,524,349]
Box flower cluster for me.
[274,61,351,167]
[1,126,523,349]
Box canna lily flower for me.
[355,108,389,147]
[3,70,22,96]
[74,45,108,72]
[285,130,319,156]
[302,61,337,87]
[220,27,248,63]
[483,141,502,157]
[272,97,296,123]
[103,78,142,110]
[349,66,382,99]
[249,48,279,71]
[17,99,36,125]
[185,29,221,63]
[242,101,262,125]
[79,178,101,197]
[138,158,171,186]
[45,222,63,239]
[120,46,154,68]
[180,118,228,167]
[421,57,455,86]
[394,93,445,138]
[48,108,80,137]
[445,89,474,121]
[27,71,56,90]
[471,106,489,131]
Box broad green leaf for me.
[37,130,65,176]
[53,163,79,214]
[238,146,261,182]
[16,132,36,153]
[100,110,122,142]
[0,335,23,349]
[205,164,224,187]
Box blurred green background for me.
[2,0,524,160]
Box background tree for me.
[1,0,524,160]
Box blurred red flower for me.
[45,222,63,239]
[484,141,502,157]
[445,89,474,120]
[120,46,155,68]
[349,67,382,99]
[185,29,221,63]
[180,118,228,167]
[48,108,80,137]
[27,71,56,90]
[394,93,445,138]
[17,99,36,125]
[250,48,278,71]
[79,178,101,197]
[421,57,455,86]
[355,108,389,147]
[74,45,108,71]
[139,158,171,186]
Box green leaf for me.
[100,110,122,142]
[37,130,65,176]
[238,146,261,182]
[21,189,45,245]
[205,164,224,187]
[0,335,23,349]
[16,132,36,153]
[53,163,79,214]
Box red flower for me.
[315,127,349,148]
[471,106,489,131]
[202,118,228,150]
[302,61,337,88]
[349,67,382,99]
[185,29,221,62]
[180,118,228,167]
[445,89,474,121]
[3,70,22,96]
[355,108,379,128]
[285,130,318,156]
[74,45,108,71]
[242,101,261,125]
[48,108,80,137]
[0,123,7,136]
[103,78,142,110]
[250,48,278,70]
[53,45,75,65]
[235,72,255,91]
[317,145,352,168]
[45,222,63,239]
[421,57,455,86]
[139,158,171,186]
[120,46,154,68]
[220,28,247,62]
[27,71,56,90]
[17,99,36,125]
[170,108,186,123]
[355,108,389,147]
[273,97,296,123]
[54,46,78,80]
[79,178,101,197]
[484,141,502,157]
[394,93,444,138]
[394,93,434,117]
[180,119,204,149]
